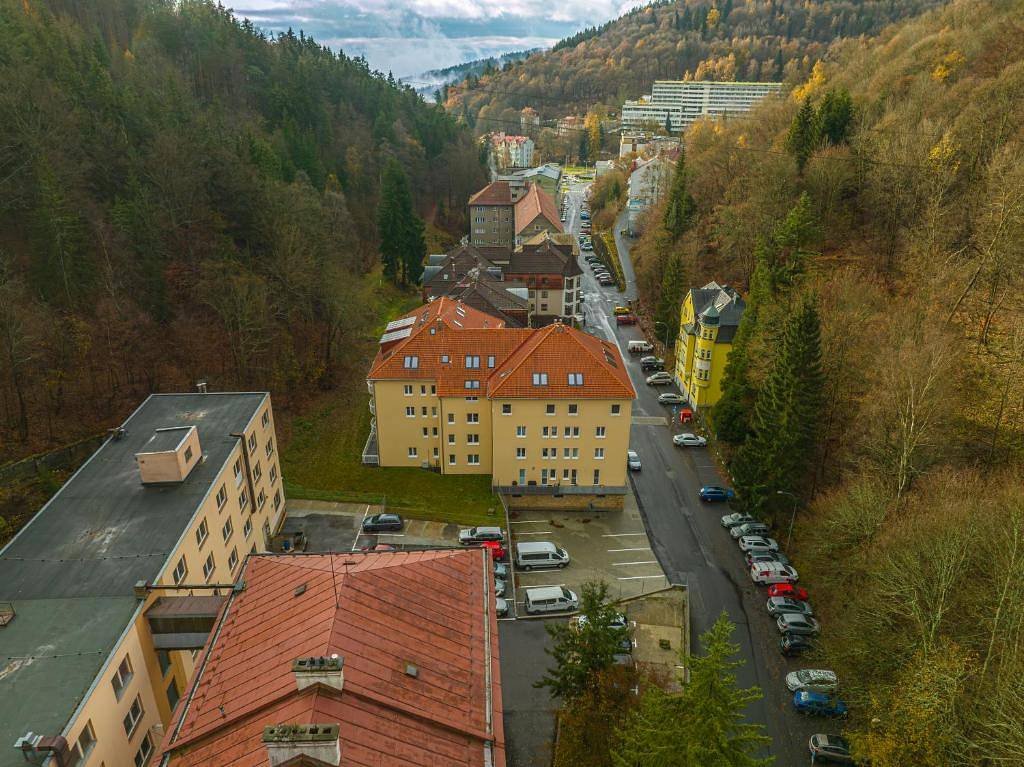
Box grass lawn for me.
[281,279,503,529]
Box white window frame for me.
[195,519,208,548]
[111,656,133,700]
[203,552,215,581]
[123,695,144,738]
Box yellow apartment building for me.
[366,299,636,506]
[0,392,284,767]
[673,282,746,409]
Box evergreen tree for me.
[664,112,673,134]
[655,252,686,346]
[817,88,855,145]
[377,158,425,287]
[612,613,771,767]
[731,295,825,518]
[769,191,820,287]
[663,149,697,239]
[785,96,819,173]
[579,130,590,164]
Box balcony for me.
[361,420,379,466]
[146,596,226,650]
[368,398,375,415]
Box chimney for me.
[262,724,340,767]
[292,655,344,692]
[14,733,69,766]
[196,380,208,394]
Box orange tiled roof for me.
[468,181,513,206]
[160,551,504,767]
[513,184,562,235]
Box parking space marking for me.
[509,519,547,524]
[375,533,405,537]
[514,531,552,536]
[607,547,651,553]
[612,560,659,566]
[351,505,371,552]
[617,575,667,580]
[601,532,647,537]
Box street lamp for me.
[653,321,671,352]
[776,490,799,549]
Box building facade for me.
[674,282,746,408]
[621,80,783,133]
[1,393,285,767]
[505,234,583,324]
[627,156,673,233]
[469,182,516,249]
[367,300,635,504]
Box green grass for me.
[281,279,502,529]
[597,231,627,292]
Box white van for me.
[627,340,654,354]
[750,561,799,585]
[516,541,570,570]
[524,586,579,615]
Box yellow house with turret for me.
[674,282,746,408]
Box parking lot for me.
[283,501,461,553]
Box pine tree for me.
[785,96,819,174]
[817,88,855,146]
[731,295,825,518]
[663,149,697,239]
[655,252,686,346]
[579,130,590,164]
[612,613,771,767]
[377,158,425,288]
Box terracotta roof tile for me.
[513,184,562,235]
[468,182,513,206]
[161,550,504,767]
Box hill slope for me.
[447,0,946,127]
[0,0,486,460]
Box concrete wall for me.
[470,204,514,249]
[504,493,625,512]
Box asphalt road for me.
[563,181,816,766]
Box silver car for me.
[777,613,821,635]
[672,433,707,446]
[738,535,780,552]
[730,522,771,539]
[767,597,813,617]
[627,450,642,471]
[658,393,685,404]
[721,513,757,529]
[786,669,838,693]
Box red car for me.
[481,540,508,562]
[767,583,809,601]
[616,314,637,325]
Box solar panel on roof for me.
[384,316,416,332]
[380,327,413,344]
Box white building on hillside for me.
[626,156,673,234]
[492,133,535,169]
[621,80,783,133]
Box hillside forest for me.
[0,0,486,464]
[627,0,1024,762]
[445,0,946,137]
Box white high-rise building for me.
[621,80,783,133]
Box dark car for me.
[361,513,404,533]
[746,550,792,567]
[809,734,854,764]
[640,358,665,371]
[698,486,735,503]
[780,632,815,657]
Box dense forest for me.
[628,0,1024,762]
[445,0,947,132]
[0,0,486,463]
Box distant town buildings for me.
[557,115,584,137]
[468,180,562,249]
[520,106,540,131]
[626,155,674,233]
[490,132,534,169]
[621,80,783,133]
[496,163,562,200]
[674,281,747,408]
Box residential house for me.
[468,182,563,250]
[157,549,505,767]
[365,299,635,509]
[2,392,284,767]
[626,156,673,234]
[674,281,746,408]
[422,247,532,327]
[491,133,534,169]
[506,233,583,324]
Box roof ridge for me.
[490,324,556,387]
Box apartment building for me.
[491,132,535,169]
[674,281,746,408]
[505,233,583,324]
[627,156,674,234]
[1,392,284,767]
[366,299,635,507]
[621,80,783,133]
[513,183,563,245]
[468,181,563,250]
[158,549,504,766]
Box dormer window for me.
[532,372,548,386]
[441,355,450,363]
[403,355,419,369]
[465,355,480,369]
[568,373,584,386]
[465,380,480,390]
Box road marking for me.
[351,505,371,552]
[613,560,659,566]
[375,533,405,537]
[617,575,666,581]
[514,583,564,589]
[601,532,647,537]
[509,520,549,524]
[632,416,668,426]
[607,547,651,553]
[513,531,551,536]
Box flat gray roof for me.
[0,392,267,765]
[140,425,193,454]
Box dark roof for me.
[422,243,498,293]
[468,181,513,206]
[450,274,530,328]
[507,241,582,278]
[0,392,267,760]
[140,425,193,453]
[688,282,746,343]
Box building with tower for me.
[673,282,746,408]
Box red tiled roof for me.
[514,184,562,235]
[160,550,504,767]
[468,182,513,206]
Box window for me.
[404,384,413,395]
[563,468,571,481]
[252,462,261,482]
[467,434,480,444]
[215,484,227,509]
[447,433,456,445]
[501,403,511,415]
[123,695,144,738]
[568,372,584,386]
[420,385,427,395]
[274,490,281,510]
[487,355,495,368]
[257,489,267,509]
[421,406,428,416]
[433,447,439,458]
[465,355,480,369]
[167,678,181,713]
[222,518,233,542]
[233,458,243,486]
[546,404,556,415]
[466,413,479,423]
[441,354,450,363]
[111,656,133,700]
[595,448,605,459]
[516,447,526,459]
[542,426,550,438]
[542,447,550,459]
[183,445,193,463]
[262,409,270,428]
[203,552,215,580]
[468,454,480,465]
[248,433,257,453]
[568,404,579,415]
[172,556,187,585]
[195,519,208,548]
[572,447,579,459]
[532,372,548,386]
[422,427,429,438]
[239,488,249,511]
[269,465,277,484]
[464,379,480,390]
[563,447,571,458]
[611,404,621,415]
[156,649,173,677]
[134,733,153,767]
[596,426,606,438]
[403,355,419,369]
[594,469,601,485]
[228,547,239,572]
[465,396,478,401]
[572,426,580,438]
[449,454,456,465]
[563,426,571,437]
[432,406,437,417]
[243,517,252,539]
[540,304,548,312]
[68,722,96,767]
[448,413,455,424]
[405,406,415,417]
[541,290,549,298]
[408,447,418,458]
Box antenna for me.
[328,550,339,609]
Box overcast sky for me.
[232,0,635,77]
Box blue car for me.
[793,691,848,718]
[698,485,735,503]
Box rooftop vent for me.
[13,733,68,766]
[292,655,344,692]
[196,380,208,394]
[135,425,200,485]
[263,724,341,767]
